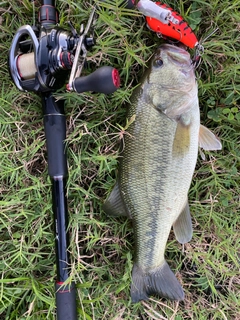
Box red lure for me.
[145,2,198,49]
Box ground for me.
[0,0,239,319]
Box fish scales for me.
[120,86,199,271]
[103,43,222,303]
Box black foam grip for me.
[56,282,77,320]
[73,66,120,94]
[44,114,67,177]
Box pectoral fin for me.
[173,201,192,244]
[103,181,130,218]
[199,124,222,151]
[172,120,191,157]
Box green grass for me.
[0,0,239,319]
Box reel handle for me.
[70,66,120,94]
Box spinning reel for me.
[9,2,120,94]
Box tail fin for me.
[131,261,184,303]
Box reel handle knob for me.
[71,66,120,94]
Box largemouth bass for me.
[103,44,221,302]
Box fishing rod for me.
[9,1,120,319]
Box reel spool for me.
[17,52,37,80]
[9,25,40,91]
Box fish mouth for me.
[160,44,191,68]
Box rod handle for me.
[56,282,77,320]
[71,66,120,94]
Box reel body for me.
[9,25,74,92]
[9,21,119,95]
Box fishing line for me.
[192,27,219,69]
[201,27,219,43]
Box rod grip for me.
[72,66,120,94]
[56,282,77,320]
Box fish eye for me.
[153,59,163,68]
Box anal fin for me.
[103,181,130,217]
[173,201,193,244]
